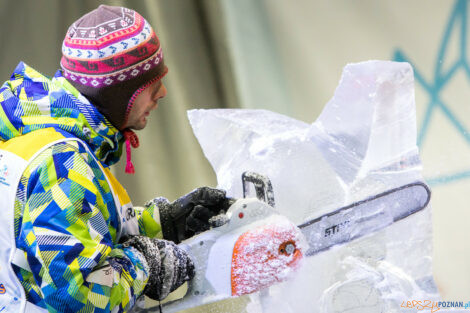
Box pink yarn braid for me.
[123,129,140,174]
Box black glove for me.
[148,187,235,243]
[122,235,195,301]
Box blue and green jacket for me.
[0,62,161,313]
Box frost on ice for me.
[188,61,439,312]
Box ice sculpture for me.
[188,61,439,312]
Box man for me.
[0,5,231,313]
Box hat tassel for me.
[123,130,140,174]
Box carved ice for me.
[188,60,439,312]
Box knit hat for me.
[61,5,168,173]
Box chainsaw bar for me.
[298,182,431,256]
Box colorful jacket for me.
[0,62,161,313]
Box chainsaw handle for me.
[242,171,275,207]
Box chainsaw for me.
[143,172,430,313]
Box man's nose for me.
[153,83,167,102]
[159,84,167,99]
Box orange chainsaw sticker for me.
[231,220,303,296]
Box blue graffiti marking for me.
[393,0,470,186]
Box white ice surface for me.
[188,60,439,312]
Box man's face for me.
[125,80,167,130]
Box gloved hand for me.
[147,187,235,243]
[122,235,195,301]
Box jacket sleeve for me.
[18,144,149,313]
[135,201,163,239]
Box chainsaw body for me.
[157,197,305,313]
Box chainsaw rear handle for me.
[209,172,275,229]
[242,171,275,207]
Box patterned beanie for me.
[61,5,168,173]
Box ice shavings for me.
[318,256,435,313]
